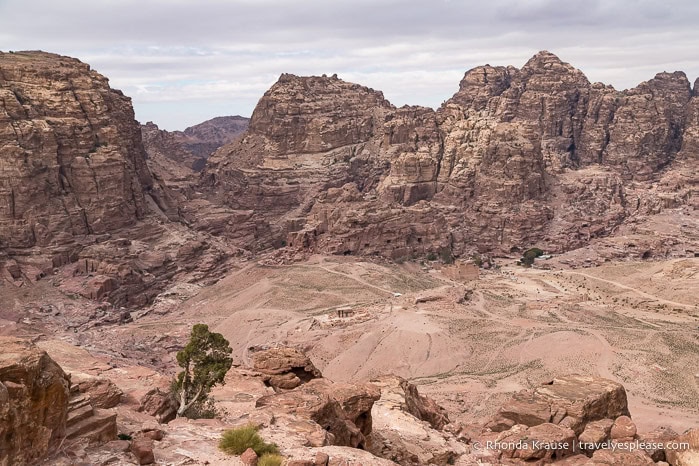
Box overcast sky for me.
[1,0,697,130]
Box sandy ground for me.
[128,254,699,434]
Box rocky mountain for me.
[202,51,698,260]
[141,115,248,172]
[0,51,154,250]
[0,51,231,307]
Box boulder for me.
[72,374,123,408]
[488,375,629,435]
[637,426,678,462]
[665,428,699,466]
[138,388,177,423]
[130,436,155,465]
[0,337,70,465]
[250,346,322,391]
[240,447,258,465]
[494,423,577,461]
[610,415,637,440]
[578,418,613,448]
[591,448,654,465]
[255,378,379,449]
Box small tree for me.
[174,324,233,417]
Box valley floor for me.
[2,254,698,439]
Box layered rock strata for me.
[0,51,229,307]
[203,52,699,259]
[0,337,70,465]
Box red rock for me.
[610,415,637,440]
[488,375,629,435]
[0,337,70,465]
[637,426,678,462]
[240,447,258,465]
[665,428,699,466]
[578,418,613,448]
[591,448,654,465]
[130,436,155,465]
[138,388,177,423]
[73,374,123,408]
[255,378,379,449]
[315,452,330,465]
[250,346,322,391]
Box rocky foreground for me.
[1,337,698,465]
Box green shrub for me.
[258,454,284,466]
[117,433,132,441]
[219,425,279,457]
[520,247,544,267]
[426,252,437,261]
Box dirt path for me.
[563,270,695,310]
[313,264,396,295]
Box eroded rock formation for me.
[0,337,70,465]
[0,51,230,307]
[202,51,699,260]
[0,51,155,249]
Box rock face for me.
[255,378,380,449]
[202,51,699,259]
[0,51,153,251]
[0,51,230,308]
[0,337,70,465]
[464,374,682,464]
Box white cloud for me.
[1,0,697,129]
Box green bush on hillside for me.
[258,454,284,466]
[219,424,279,456]
[520,247,545,267]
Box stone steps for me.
[67,403,94,428]
[68,394,91,411]
[65,391,117,444]
[66,408,117,443]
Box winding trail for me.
[563,270,695,310]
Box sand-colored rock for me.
[368,376,465,465]
[250,346,322,391]
[488,375,629,435]
[666,428,699,466]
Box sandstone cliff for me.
[0,51,229,307]
[0,51,153,251]
[203,51,698,259]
